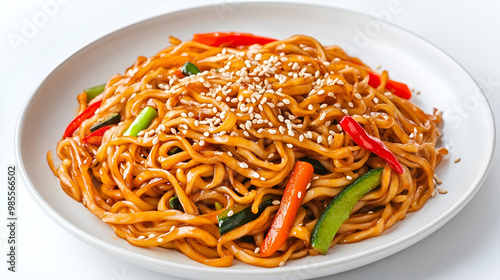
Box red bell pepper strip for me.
[340,115,404,174]
[260,161,314,257]
[368,72,412,99]
[63,99,102,138]
[82,125,111,145]
[192,32,277,48]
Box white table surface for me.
[1,0,499,279]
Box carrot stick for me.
[260,161,314,257]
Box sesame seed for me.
[306,183,311,189]
[286,143,293,148]
[354,93,362,99]
[384,92,392,96]
[297,191,302,199]
[268,153,274,158]
[152,137,159,145]
[148,234,156,238]
[227,151,233,157]
[238,162,249,169]
[227,210,234,217]
[254,247,260,253]
[346,175,353,180]
[269,129,277,134]
[317,136,323,143]
[437,188,448,194]
[199,140,205,146]
[308,104,314,110]
[348,102,354,108]
[181,112,188,118]
[157,238,163,242]
[282,99,290,105]
[245,121,252,130]
[433,174,443,185]
[138,235,145,240]
[279,262,285,267]
[279,126,286,134]
[299,134,305,142]
[454,158,461,163]
[342,109,349,115]
[272,200,280,205]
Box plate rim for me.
[15,1,496,278]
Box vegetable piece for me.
[218,197,273,236]
[85,84,106,102]
[367,72,412,99]
[167,146,183,156]
[63,100,102,138]
[123,106,158,137]
[260,161,314,257]
[340,115,404,174]
[214,202,224,210]
[298,157,330,175]
[192,32,277,48]
[181,62,201,76]
[310,167,383,254]
[82,126,111,145]
[90,113,121,133]
[169,195,182,211]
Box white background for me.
[1,0,499,279]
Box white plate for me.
[16,2,495,280]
